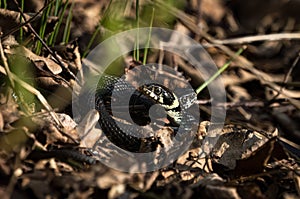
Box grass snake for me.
[93,74,197,153]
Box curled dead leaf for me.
[5,45,62,75]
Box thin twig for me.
[281,52,300,87]
[271,51,300,101]
[212,33,300,45]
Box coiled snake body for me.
[94,75,196,152]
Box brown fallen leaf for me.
[0,9,29,35]
[5,45,63,75]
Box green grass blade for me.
[82,22,102,58]
[1,0,7,9]
[134,0,140,61]
[83,0,116,58]
[36,1,53,54]
[19,0,25,42]
[143,8,155,65]
[54,0,62,16]
[196,47,244,94]
[48,0,69,46]
[62,0,74,44]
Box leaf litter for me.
[0,0,299,198]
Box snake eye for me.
[153,87,162,95]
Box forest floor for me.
[0,0,299,198]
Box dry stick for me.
[281,52,300,88]
[12,0,80,85]
[152,0,300,109]
[213,33,300,45]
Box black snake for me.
[93,74,197,152]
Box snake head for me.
[139,83,180,110]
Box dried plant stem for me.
[213,33,300,45]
